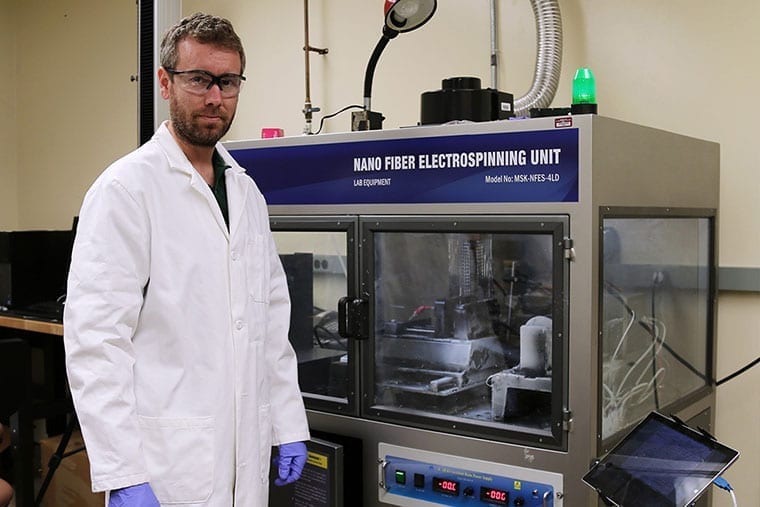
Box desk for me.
[0,315,63,336]
[0,314,69,507]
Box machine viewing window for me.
[366,217,568,444]
[271,223,354,412]
[600,215,713,444]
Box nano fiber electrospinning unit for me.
[227,114,719,506]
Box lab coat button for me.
[231,250,239,260]
[235,320,244,330]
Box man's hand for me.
[274,441,308,486]
[109,483,160,507]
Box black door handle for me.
[337,296,369,340]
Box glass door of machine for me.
[271,216,358,414]
[359,216,570,448]
[599,210,715,447]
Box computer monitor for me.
[0,217,78,320]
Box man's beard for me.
[170,98,234,147]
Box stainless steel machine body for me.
[226,115,719,506]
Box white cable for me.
[603,316,668,436]
[614,317,666,399]
[610,305,636,362]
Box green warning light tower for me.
[571,67,598,115]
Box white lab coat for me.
[64,122,310,506]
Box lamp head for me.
[384,0,437,33]
[352,0,437,131]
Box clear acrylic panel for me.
[601,217,712,441]
[273,230,349,403]
[371,228,559,437]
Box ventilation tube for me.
[511,0,563,117]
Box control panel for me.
[378,444,563,507]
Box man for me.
[64,12,309,506]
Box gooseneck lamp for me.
[352,0,437,131]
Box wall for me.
[3,0,758,505]
[578,5,760,506]
[10,0,137,230]
[0,0,19,229]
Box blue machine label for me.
[230,128,579,204]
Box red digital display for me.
[480,486,509,505]
[432,476,460,496]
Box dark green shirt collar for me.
[210,149,230,228]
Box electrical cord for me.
[602,283,668,436]
[650,275,661,408]
[314,104,364,135]
[605,281,709,382]
[716,357,760,386]
[713,476,738,507]
[612,276,758,388]
[638,276,709,383]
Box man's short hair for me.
[160,12,246,74]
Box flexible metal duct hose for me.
[513,0,563,117]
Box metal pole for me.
[490,0,499,90]
[303,0,314,134]
[302,0,327,134]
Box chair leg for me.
[34,414,79,506]
[9,409,34,507]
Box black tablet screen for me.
[583,412,739,507]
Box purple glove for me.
[109,483,160,507]
[274,441,308,486]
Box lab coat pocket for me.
[138,415,215,504]
[246,234,270,304]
